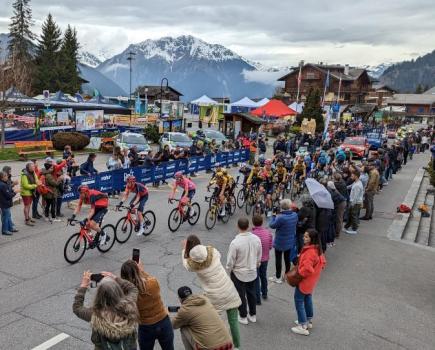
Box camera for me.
[90,273,104,288]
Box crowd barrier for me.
[63,149,250,202]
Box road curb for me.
[387,167,425,241]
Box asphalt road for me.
[0,152,434,350]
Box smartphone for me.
[167,306,180,313]
[132,249,140,263]
[90,273,104,283]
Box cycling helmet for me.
[126,175,136,183]
[265,159,272,166]
[174,171,183,179]
[78,185,89,194]
[318,156,327,166]
[221,169,228,175]
[216,171,224,178]
[253,161,260,167]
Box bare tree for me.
[0,53,33,149]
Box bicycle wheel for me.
[221,203,231,223]
[64,232,87,264]
[229,195,237,215]
[236,189,245,208]
[97,224,116,253]
[168,207,182,232]
[142,211,156,236]
[290,178,298,201]
[188,203,201,225]
[205,206,217,230]
[245,195,254,215]
[115,217,132,243]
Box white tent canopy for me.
[256,98,270,107]
[289,102,304,114]
[231,97,258,108]
[191,95,218,105]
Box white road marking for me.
[31,333,70,350]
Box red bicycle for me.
[63,219,116,264]
[115,205,156,243]
[167,198,200,232]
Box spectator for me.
[0,171,18,236]
[345,169,364,235]
[258,137,267,156]
[20,161,39,226]
[106,152,122,198]
[73,271,139,350]
[296,195,315,252]
[171,286,233,350]
[249,138,257,165]
[41,161,63,223]
[80,153,98,176]
[122,148,131,169]
[421,134,429,152]
[52,158,69,218]
[269,199,298,283]
[182,235,241,349]
[226,217,262,325]
[31,159,43,220]
[327,181,346,239]
[121,260,174,350]
[291,229,326,336]
[251,215,273,305]
[361,161,380,221]
[128,146,141,167]
[430,141,435,171]
[2,166,18,189]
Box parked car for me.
[194,129,228,145]
[115,131,151,153]
[159,132,193,151]
[366,132,386,150]
[340,136,369,158]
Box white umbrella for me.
[305,178,334,209]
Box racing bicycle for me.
[115,205,156,243]
[167,198,201,232]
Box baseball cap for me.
[177,286,192,300]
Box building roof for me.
[223,112,264,125]
[190,95,218,105]
[372,83,396,92]
[387,94,435,105]
[136,85,183,97]
[278,63,368,82]
[423,86,435,95]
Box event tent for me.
[289,102,304,114]
[191,95,218,106]
[251,99,297,118]
[255,98,270,107]
[231,97,258,113]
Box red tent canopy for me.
[251,99,297,117]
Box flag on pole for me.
[296,64,303,102]
[322,70,330,107]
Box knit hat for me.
[327,181,336,190]
[178,286,192,300]
[189,245,208,263]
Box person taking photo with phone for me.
[121,259,174,350]
[72,270,139,350]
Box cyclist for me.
[246,161,262,190]
[291,157,307,191]
[117,175,149,236]
[208,170,233,216]
[258,159,275,215]
[274,162,288,199]
[69,185,109,247]
[170,171,197,218]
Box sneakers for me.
[52,218,61,222]
[238,316,248,325]
[44,217,52,223]
[136,226,144,236]
[247,314,256,323]
[345,229,358,235]
[99,232,108,247]
[2,231,13,236]
[295,320,313,329]
[269,276,283,284]
[25,220,34,226]
[291,325,309,336]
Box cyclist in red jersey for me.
[169,171,196,217]
[117,175,149,236]
[69,185,109,247]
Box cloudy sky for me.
[0,0,434,67]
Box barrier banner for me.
[63,149,249,201]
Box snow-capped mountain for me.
[96,35,275,101]
[78,51,102,68]
[364,63,394,79]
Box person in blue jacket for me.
[269,198,298,283]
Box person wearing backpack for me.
[73,270,139,350]
[40,161,64,223]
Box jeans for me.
[363,191,375,219]
[294,286,313,326]
[256,261,268,301]
[56,195,63,216]
[231,272,257,318]
[275,249,291,279]
[32,192,40,217]
[346,204,361,231]
[138,316,174,350]
[44,198,56,219]
[1,207,13,233]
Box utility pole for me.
[126,51,136,109]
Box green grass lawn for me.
[0,147,99,161]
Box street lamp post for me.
[160,78,169,119]
[127,51,136,109]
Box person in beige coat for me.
[182,235,242,349]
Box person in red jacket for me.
[291,228,326,336]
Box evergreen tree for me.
[33,13,62,93]
[8,0,35,61]
[296,88,324,132]
[59,25,81,93]
[415,84,424,94]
